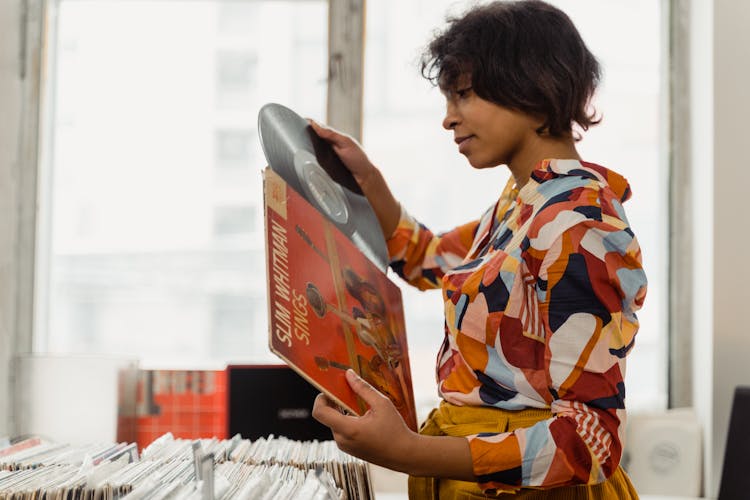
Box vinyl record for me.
[258,103,388,271]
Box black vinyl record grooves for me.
[258,103,388,271]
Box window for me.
[216,50,259,108]
[38,0,667,414]
[37,0,328,363]
[213,206,256,237]
[363,0,667,415]
[215,129,255,168]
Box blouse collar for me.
[527,158,632,203]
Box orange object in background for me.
[117,369,228,449]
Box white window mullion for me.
[327,0,365,141]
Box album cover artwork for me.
[263,167,417,431]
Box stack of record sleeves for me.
[0,433,373,500]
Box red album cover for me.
[264,167,417,431]
[117,369,228,449]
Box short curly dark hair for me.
[421,0,601,138]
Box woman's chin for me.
[466,157,498,170]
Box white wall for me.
[704,0,750,496]
[14,355,137,444]
[689,0,750,496]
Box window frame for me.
[667,0,693,409]
[0,0,45,435]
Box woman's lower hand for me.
[312,368,417,472]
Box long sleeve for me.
[386,208,480,291]
[465,191,647,491]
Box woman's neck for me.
[508,133,581,188]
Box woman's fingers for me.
[307,118,328,136]
[308,119,348,147]
[312,393,348,427]
[311,391,364,452]
[312,370,387,431]
[345,369,388,409]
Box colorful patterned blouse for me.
[387,159,647,490]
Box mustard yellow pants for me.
[407,401,639,499]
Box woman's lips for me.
[456,135,473,154]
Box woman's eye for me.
[456,87,472,98]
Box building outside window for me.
[37,0,328,364]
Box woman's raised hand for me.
[308,120,401,238]
[308,120,377,191]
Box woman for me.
[311,1,647,497]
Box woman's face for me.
[442,76,540,169]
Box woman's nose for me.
[442,102,459,130]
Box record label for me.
[294,149,349,226]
